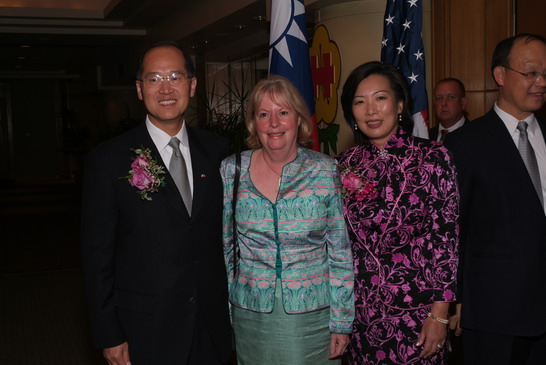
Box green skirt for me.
[232,279,339,365]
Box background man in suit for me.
[81,41,232,364]
[444,34,546,365]
[430,77,469,142]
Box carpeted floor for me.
[0,182,103,365]
[0,270,103,365]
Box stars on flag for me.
[408,72,419,83]
[381,0,429,138]
[385,14,395,25]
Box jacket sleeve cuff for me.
[329,319,353,334]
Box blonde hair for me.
[245,75,313,148]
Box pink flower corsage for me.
[122,147,166,201]
[339,166,378,201]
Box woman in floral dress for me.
[336,62,460,365]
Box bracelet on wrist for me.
[428,312,449,324]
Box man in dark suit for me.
[444,34,546,365]
[430,77,469,142]
[81,41,232,364]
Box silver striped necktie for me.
[517,121,543,207]
[168,137,192,215]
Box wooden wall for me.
[430,0,513,125]
[516,0,546,118]
[516,0,546,35]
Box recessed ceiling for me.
[0,0,270,75]
[1,0,116,18]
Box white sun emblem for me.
[269,0,308,68]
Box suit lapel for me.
[187,126,213,222]
[429,126,438,142]
[134,123,189,218]
[483,109,543,209]
[482,110,522,164]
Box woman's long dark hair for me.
[341,61,413,144]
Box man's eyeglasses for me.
[139,72,192,87]
[504,66,546,83]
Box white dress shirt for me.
[146,117,194,195]
[495,103,546,213]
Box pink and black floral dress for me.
[336,128,460,365]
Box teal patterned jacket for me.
[220,147,354,334]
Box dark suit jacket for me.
[429,118,467,141]
[444,109,546,337]
[429,125,441,141]
[81,122,232,363]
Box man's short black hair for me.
[435,77,466,97]
[136,41,195,80]
[491,33,546,80]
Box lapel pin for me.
[200,174,206,178]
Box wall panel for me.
[431,0,513,124]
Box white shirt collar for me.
[145,116,194,193]
[145,116,188,151]
[438,116,466,133]
[494,102,539,137]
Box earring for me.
[398,114,402,122]
[354,123,359,131]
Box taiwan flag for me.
[269,0,320,151]
[381,0,429,138]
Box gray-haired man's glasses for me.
[504,66,546,83]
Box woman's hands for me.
[417,302,449,359]
[417,316,447,358]
[329,333,350,359]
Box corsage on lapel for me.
[339,165,378,201]
[122,147,166,201]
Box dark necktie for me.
[440,129,449,143]
[168,137,192,215]
[517,122,543,207]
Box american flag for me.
[381,0,429,138]
[269,0,320,151]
